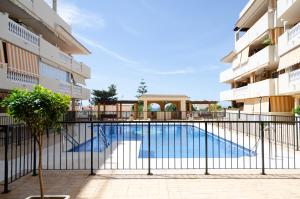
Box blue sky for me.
[46,0,247,101]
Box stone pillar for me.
[71,99,76,111]
[133,103,138,119]
[143,100,148,119]
[189,103,192,112]
[180,100,186,120]
[120,103,123,119]
[116,103,119,118]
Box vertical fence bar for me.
[32,133,37,176]
[205,122,209,175]
[147,122,153,175]
[3,126,10,193]
[90,123,95,175]
[260,122,266,175]
[296,117,299,151]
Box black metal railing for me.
[1,119,300,193]
[0,125,36,193]
[63,110,226,121]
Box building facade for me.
[220,0,300,114]
[0,0,91,111]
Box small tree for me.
[136,79,148,98]
[165,104,177,112]
[91,84,118,104]
[209,104,223,112]
[135,79,148,112]
[1,85,70,199]
[293,105,300,116]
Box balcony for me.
[235,12,274,53]
[220,46,277,83]
[72,85,90,100]
[278,68,300,94]
[220,68,234,83]
[220,78,277,101]
[278,21,300,56]
[0,13,40,54]
[40,38,91,78]
[233,45,277,79]
[72,60,91,79]
[42,79,90,100]
[277,0,300,22]
[13,0,71,33]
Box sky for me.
[45,0,248,102]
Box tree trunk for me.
[37,133,44,199]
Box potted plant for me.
[1,85,70,199]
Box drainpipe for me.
[52,0,57,12]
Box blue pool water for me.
[69,125,255,158]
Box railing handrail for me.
[8,18,40,46]
[288,20,300,41]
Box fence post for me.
[296,117,299,151]
[3,126,10,193]
[32,132,37,176]
[147,122,153,175]
[90,123,95,175]
[205,122,209,175]
[260,122,266,175]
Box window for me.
[40,62,70,82]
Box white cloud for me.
[75,34,139,65]
[45,0,105,29]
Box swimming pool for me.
[69,124,255,158]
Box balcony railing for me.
[59,81,71,94]
[72,60,91,79]
[278,21,300,56]
[288,21,300,42]
[220,79,276,101]
[277,0,297,18]
[59,51,72,66]
[71,85,90,99]
[8,18,39,46]
[278,69,300,94]
[7,71,38,84]
[289,68,300,82]
[233,45,275,78]
[220,46,275,83]
[220,68,234,83]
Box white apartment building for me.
[0,0,91,111]
[220,0,300,114]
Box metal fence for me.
[64,110,227,121]
[1,119,300,192]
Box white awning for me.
[278,47,300,71]
[6,42,39,77]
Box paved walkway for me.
[2,170,300,199]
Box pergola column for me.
[116,103,119,118]
[120,103,123,119]
[143,100,148,119]
[133,103,138,119]
[180,100,186,119]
